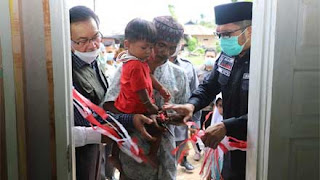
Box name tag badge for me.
[217,67,231,77]
[217,54,235,77]
[243,73,249,80]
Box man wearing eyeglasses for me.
[70,6,156,180]
[164,2,252,179]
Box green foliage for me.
[168,4,178,20]
[187,37,198,52]
[215,41,222,53]
[196,48,205,55]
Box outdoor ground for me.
[181,53,204,67]
[176,149,205,180]
[184,55,204,66]
[114,148,205,180]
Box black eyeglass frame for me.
[213,26,250,39]
[71,31,103,46]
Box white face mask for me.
[74,49,99,64]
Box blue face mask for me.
[105,53,115,61]
[220,28,248,56]
[204,57,215,67]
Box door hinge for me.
[67,144,71,172]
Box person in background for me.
[202,93,223,129]
[114,43,125,67]
[211,95,223,126]
[169,44,201,168]
[196,48,217,143]
[197,48,217,84]
[103,41,117,80]
[96,41,117,82]
[206,94,223,180]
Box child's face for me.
[125,40,153,60]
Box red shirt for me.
[115,60,154,114]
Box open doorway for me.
[66,0,237,179]
[64,0,320,179]
[0,0,318,179]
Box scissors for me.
[157,111,174,136]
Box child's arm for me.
[150,74,171,102]
[137,89,159,114]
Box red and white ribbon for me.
[73,88,147,163]
[171,121,247,180]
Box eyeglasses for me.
[214,27,247,39]
[71,31,103,47]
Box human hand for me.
[146,114,167,134]
[146,103,159,115]
[159,87,171,103]
[162,103,195,123]
[133,114,156,141]
[189,127,197,137]
[201,122,226,149]
[165,113,186,126]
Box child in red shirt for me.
[114,18,170,115]
[113,18,170,168]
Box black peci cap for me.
[214,2,252,25]
[153,16,184,44]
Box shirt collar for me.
[72,52,97,69]
[155,60,169,70]
[171,57,181,66]
[236,48,251,62]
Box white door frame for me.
[49,0,75,179]
[246,0,277,179]
[0,0,74,179]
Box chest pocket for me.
[73,67,105,105]
[241,73,249,91]
[81,79,94,95]
[218,73,229,86]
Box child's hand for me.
[147,103,159,115]
[159,87,171,103]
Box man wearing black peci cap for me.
[163,2,253,179]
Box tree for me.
[187,37,198,52]
[215,41,222,53]
[168,4,178,21]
